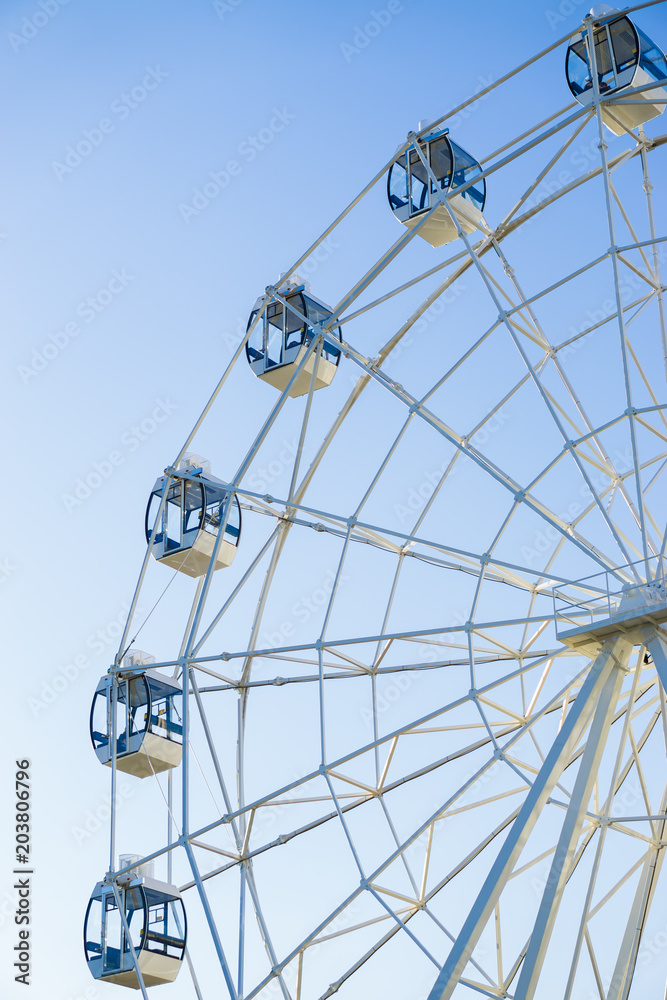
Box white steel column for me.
[606,807,666,1000]
[513,638,632,999]
[427,637,629,1000]
[647,632,667,691]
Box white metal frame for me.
[94,4,667,998]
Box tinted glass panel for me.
[409,150,429,213]
[388,157,408,209]
[302,297,341,362]
[266,304,283,368]
[201,493,241,543]
[285,294,306,352]
[91,692,108,750]
[144,898,186,960]
[567,29,615,95]
[183,482,204,511]
[637,25,667,81]
[146,491,163,543]
[149,689,183,742]
[610,18,638,74]
[104,897,123,971]
[429,137,452,193]
[127,678,149,738]
[85,897,103,961]
[246,309,264,361]
[451,142,486,211]
[594,27,616,91]
[125,887,145,950]
[567,41,591,95]
[184,505,201,533]
[163,486,181,549]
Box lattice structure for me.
[88,5,667,999]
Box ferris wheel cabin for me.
[90,652,183,779]
[387,124,487,248]
[566,6,667,134]
[145,454,241,578]
[84,870,186,989]
[246,277,342,397]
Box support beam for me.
[513,639,631,998]
[606,824,666,1000]
[427,638,629,1000]
[646,632,667,692]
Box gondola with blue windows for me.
[90,651,182,779]
[246,277,342,396]
[566,5,667,134]
[387,123,487,248]
[84,864,186,989]
[145,453,241,577]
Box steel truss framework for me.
[98,4,667,998]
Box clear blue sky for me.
[1,1,667,998]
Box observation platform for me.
[554,559,667,657]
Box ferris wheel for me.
[84,4,667,999]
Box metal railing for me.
[552,555,667,635]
